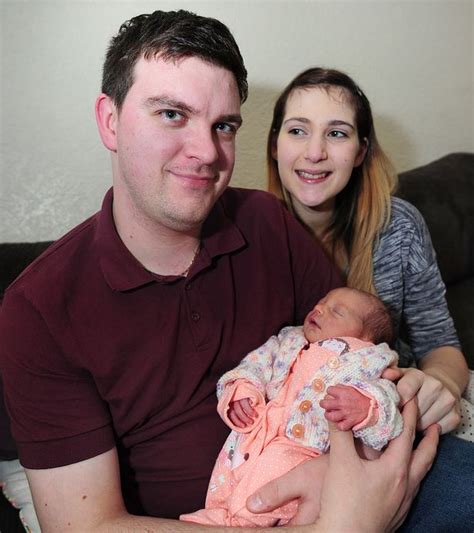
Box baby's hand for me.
[228,398,257,429]
[320,384,371,431]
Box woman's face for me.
[274,86,367,213]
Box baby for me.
[181,287,403,527]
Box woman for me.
[267,67,471,529]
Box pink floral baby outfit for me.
[181,328,403,527]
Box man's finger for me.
[383,398,418,464]
[408,424,439,486]
[327,421,358,464]
[246,465,301,513]
[286,499,320,526]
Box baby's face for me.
[303,287,368,343]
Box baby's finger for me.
[382,366,405,382]
[319,396,340,410]
[324,410,346,423]
[228,410,245,428]
[241,398,257,418]
[232,401,254,425]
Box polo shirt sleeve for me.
[281,206,343,324]
[0,288,115,469]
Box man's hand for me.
[320,384,372,430]
[246,455,329,526]
[383,366,460,433]
[246,399,439,530]
[318,399,439,532]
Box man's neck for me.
[112,198,202,277]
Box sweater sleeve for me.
[351,378,403,450]
[373,198,460,363]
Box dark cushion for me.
[0,241,53,295]
[446,277,474,369]
[397,153,474,286]
[0,241,53,460]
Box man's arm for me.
[26,448,210,532]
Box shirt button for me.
[328,357,340,369]
[191,312,201,322]
[185,283,192,290]
[299,400,312,413]
[312,378,325,393]
[291,424,304,438]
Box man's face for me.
[303,287,368,343]
[110,55,242,233]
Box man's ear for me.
[95,94,118,152]
[354,137,369,168]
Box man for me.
[0,10,436,531]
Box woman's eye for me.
[288,128,305,136]
[328,130,347,138]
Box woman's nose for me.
[305,136,327,163]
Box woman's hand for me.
[383,366,460,433]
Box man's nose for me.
[186,127,219,165]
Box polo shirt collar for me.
[97,188,246,291]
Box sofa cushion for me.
[0,241,53,296]
[397,152,474,286]
[446,278,474,369]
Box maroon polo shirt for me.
[0,187,341,518]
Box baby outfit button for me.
[292,424,304,438]
[299,400,312,413]
[312,378,325,393]
[328,357,340,369]
[191,312,201,322]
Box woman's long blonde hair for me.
[267,68,397,294]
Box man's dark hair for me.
[101,9,248,110]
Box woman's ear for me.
[354,137,369,167]
[95,94,118,152]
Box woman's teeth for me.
[297,170,329,180]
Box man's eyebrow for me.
[219,114,243,126]
[282,117,355,130]
[143,96,242,126]
[144,96,196,114]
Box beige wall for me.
[1,0,472,241]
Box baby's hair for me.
[357,289,394,345]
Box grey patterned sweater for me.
[373,197,460,367]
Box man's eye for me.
[159,110,185,122]
[215,122,236,134]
